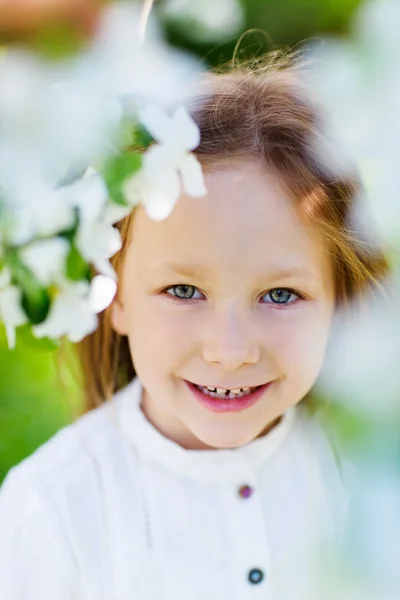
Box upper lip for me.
[186,380,266,390]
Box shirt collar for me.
[113,377,297,483]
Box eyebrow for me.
[264,267,323,282]
[149,262,323,283]
[148,262,214,279]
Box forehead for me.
[128,159,332,284]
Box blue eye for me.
[262,288,300,304]
[166,285,203,300]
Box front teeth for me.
[198,385,252,399]
[205,386,250,393]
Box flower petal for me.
[138,104,172,143]
[93,258,118,281]
[60,174,109,225]
[20,238,69,285]
[76,222,122,267]
[5,324,16,350]
[179,153,207,197]
[102,201,133,225]
[171,106,200,150]
[143,170,181,220]
[0,286,27,349]
[143,142,181,173]
[8,178,76,244]
[122,170,144,208]
[89,275,117,313]
[33,281,97,342]
[139,105,201,152]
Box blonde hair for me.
[77,56,390,411]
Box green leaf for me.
[117,118,153,151]
[14,267,51,325]
[132,124,154,149]
[102,153,142,206]
[118,120,139,149]
[5,251,50,324]
[66,246,90,282]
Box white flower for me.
[93,2,201,105]
[33,279,98,343]
[123,163,181,221]
[306,0,400,247]
[56,171,123,279]
[4,174,76,245]
[20,238,70,286]
[75,220,122,280]
[0,1,206,346]
[102,201,133,225]
[0,268,27,349]
[60,171,109,225]
[123,105,206,220]
[82,166,133,225]
[139,104,200,152]
[89,274,117,313]
[0,51,46,135]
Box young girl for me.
[0,59,389,600]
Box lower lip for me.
[185,380,270,413]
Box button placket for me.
[231,476,271,598]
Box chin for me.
[192,427,257,450]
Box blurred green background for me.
[0,0,369,484]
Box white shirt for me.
[0,377,346,600]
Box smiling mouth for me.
[190,383,262,400]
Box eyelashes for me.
[162,284,305,306]
[165,285,203,301]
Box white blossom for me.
[3,177,73,246]
[0,1,205,346]
[75,220,122,280]
[2,174,76,246]
[89,274,117,313]
[0,51,47,138]
[60,171,123,278]
[92,1,201,105]
[20,238,70,286]
[60,171,109,224]
[82,166,133,225]
[102,201,132,226]
[123,162,180,221]
[306,0,400,248]
[139,104,200,151]
[0,268,27,349]
[123,105,206,220]
[33,279,98,343]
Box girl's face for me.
[111,159,335,449]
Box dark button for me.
[248,568,264,585]
[238,484,254,499]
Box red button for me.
[238,484,253,498]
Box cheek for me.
[124,297,197,373]
[267,307,333,381]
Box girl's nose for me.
[201,309,260,370]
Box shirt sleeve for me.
[0,465,80,600]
